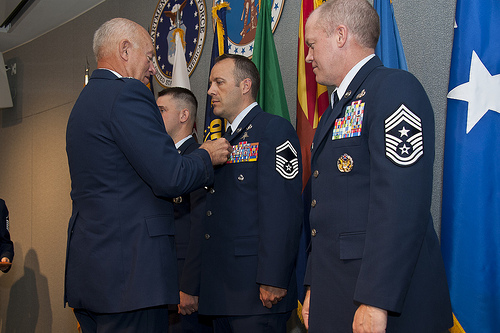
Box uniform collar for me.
[226,102,258,134]
[175,135,193,149]
[332,54,375,107]
[100,68,123,78]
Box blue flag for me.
[373,0,407,70]
[441,1,500,332]
[203,1,229,142]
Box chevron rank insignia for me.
[385,104,424,167]
[276,140,299,179]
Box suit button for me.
[313,170,319,178]
[238,174,244,181]
[311,199,317,208]
[205,234,211,240]
[311,229,317,237]
[206,210,212,216]
[173,196,182,204]
[209,188,216,194]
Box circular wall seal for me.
[151,0,207,87]
[216,0,285,58]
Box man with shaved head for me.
[65,18,231,332]
[301,0,452,332]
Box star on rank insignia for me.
[385,104,424,166]
[275,140,299,179]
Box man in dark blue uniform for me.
[65,18,231,333]
[193,54,303,333]
[301,1,453,332]
[0,198,13,273]
[157,87,212,332]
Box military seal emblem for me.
[219,0,285,58]
[337,153,354,173]
[151,0,207,87]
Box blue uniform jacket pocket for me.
[234,236,259,256]
[145,215,175,237]
[330,135,362,147]
[339,231,366,260]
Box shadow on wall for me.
[1,245,53,332]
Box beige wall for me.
[0,0,455,331]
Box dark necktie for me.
[332,91,339,109]
[223,126,232,139]
[320,92,339,125]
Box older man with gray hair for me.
[65,18,231,332]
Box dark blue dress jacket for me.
[196,105,303,316]
[65,69,213,313]
[305,56,453,332]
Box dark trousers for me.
[212,312,291,333]
[168,309,213,333]
[74,306,169,333]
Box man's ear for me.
[119,39,131,61]
[336,25,348,48]
[241,78,252,95]
[179,108,190,123]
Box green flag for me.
[252,0,290,120]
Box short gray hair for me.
[93,18,141,61]
[315,0,380,49]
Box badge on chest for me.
[226,141,259,164]
[332,100,365,140]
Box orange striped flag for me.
[296,0,329,189]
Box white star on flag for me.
[447,50,500,133]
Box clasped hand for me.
[259,285,287,309]
[200,138,232,166]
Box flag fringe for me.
[172,28,186,50]
[449,313,466,333]
[212,2,230,56]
